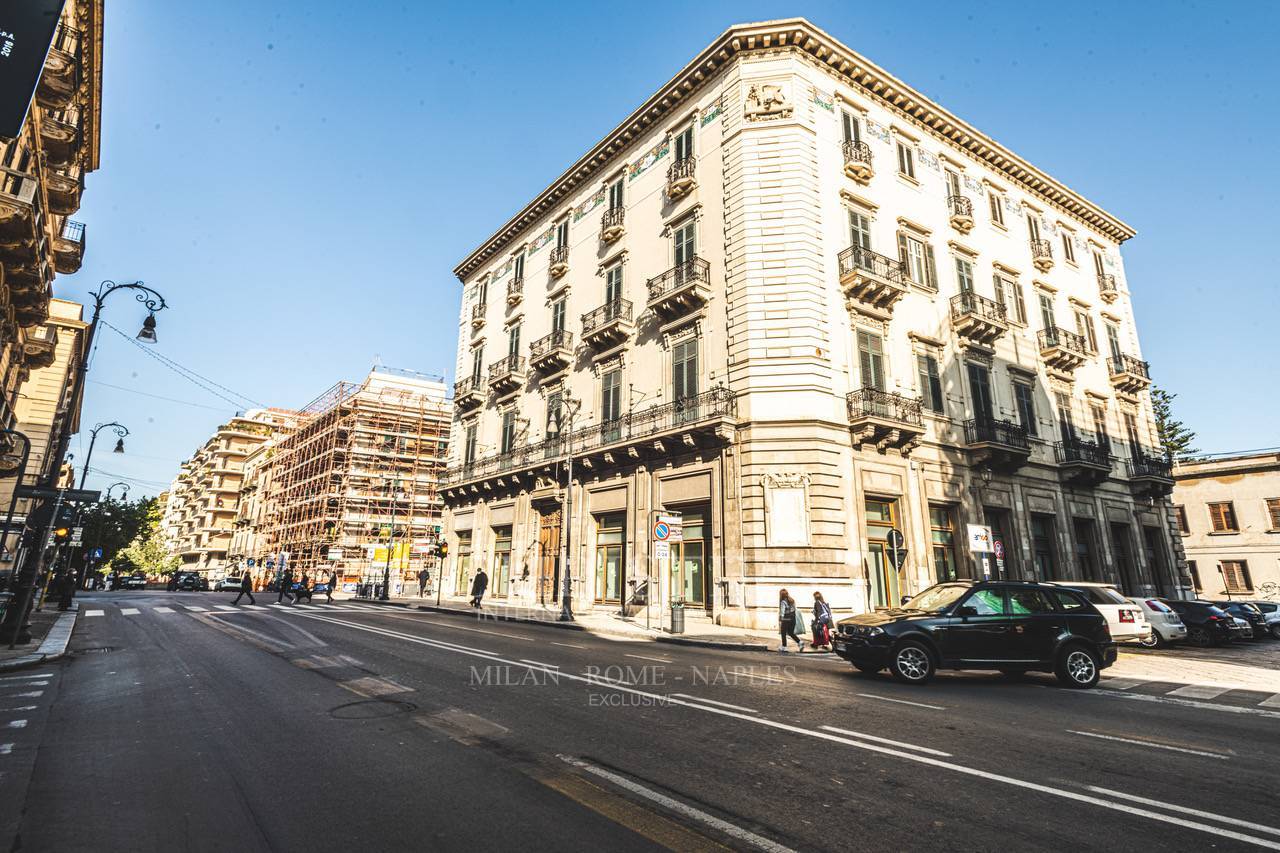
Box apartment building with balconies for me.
[440,18,1186,629]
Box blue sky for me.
[60,0,1279,495]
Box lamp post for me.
[1,280,167,646]
[555,394,581,622]
[380,477,401,601]
[78,422,129,490]
[80,482,129,589]
[0,429,32,564]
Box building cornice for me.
[452,17,1135,282]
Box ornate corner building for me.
[439,18,1186,629]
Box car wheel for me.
[1271,624,1280,641]
[1138,630,1163,649]
[1187,627,1213,648]
[889,641,935,685]
[1055,644,1100,689]
[852,663,881,675]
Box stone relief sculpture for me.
[744,82,793,121]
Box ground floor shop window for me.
[454,531,472,596]
[865,498,903,608]
[1030,514,1056,580]
[594,512,625,603]
[492,525,512,598]
[929,505,958,582]
[668,505,708,607]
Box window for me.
[470,349,484,384]
[968,363,994,422]
[555,219,568,249]
[857,330,885,391]
[1175,505,1189,533]
[1005,277,1027,324]
[674,125,694,162]
[605,264,623,304]
[1026,213,1042,243]
[865,498,903,609]
[1090,403,1109,447]
[507,323,521,358]
[848,209,872,251]
[1055,391,1075,442]
[551,297,566,334]
[1268,498,1280,531]
[601,368,622,442]
[1051,589,1086,612]
[492,526,512,598]
[1208,502,1239,533]
[463,422,477,465]
[1105,323,1123,362]
[672,337,698,402]
[961,588,1005,616]
[945,169,962,199]
[500,410,517,454]
[1221,560,1252,593]
[1030,514,1057,579]
[841,110,861,144]
[988,190,1005,226]
[896,140,915,179]
[1037,292,1055,331]
[1187,560,1202,592]
[477,278,489,308]
[1061,232,1076,264]
[929,505,958,582]
[594,512,626,602]
[897,231,937,287]
[1074,309,1098,353]
[545,390,563,438]
[1122,411,1142,456]
[954,256,974,293]
[1092,250,1106,278]
[1008,588,1055,614]
[1013,382,1037,436]
[513,251,525,282]
[607,177,624,211]
[673,220,696,266]
[917,354,943,413]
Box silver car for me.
[1245,601,1280,639]
[1128,597,1188,648]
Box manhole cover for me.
[329,699,417,720]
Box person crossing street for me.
[232,572,255,605]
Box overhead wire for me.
[99,320,267,409]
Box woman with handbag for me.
[778,589,806,653]
[812,591,833,651]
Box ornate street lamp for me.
[78,422,129,490]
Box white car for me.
[1047,582,1149,643]
[1128,597,1187,648]
[1245,601,1280,639]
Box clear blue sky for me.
[61,0,1279,496]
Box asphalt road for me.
[2,590,1277,853]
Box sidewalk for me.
[0,603,79,672]
[358,594,776,651]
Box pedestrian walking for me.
[232,572,255,605]
[278,569,294,604]
[326,570,337,603]
[470,567,488,608]
[417,567,429,597]
[778,589,806,652]
[811,591,833,651]
[294,573,312,604]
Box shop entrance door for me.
[538,510,561,604]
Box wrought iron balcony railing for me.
[581,298,632,335]
[964,418,1031,450]
[947,195,973,219]
[488,354,525,380]
[530,329,573,360]
[443,387,736,486]
[667,156,696,186]
[1108,354,1149,379]
[1038,326,1089,357]
[842,140,873,170]
[1056,437,1112,467]
[506,277,523,303]
[601,206,624,232]
[453,376,481,400]
[647,257,710,301]
[837,245,905,285]
[1129,450,1173,481]
[550,245,569,267]
[847,388,923,427]
[1030,238,1053,264]
[951,291,1006,323]
[1097,273,1118,300]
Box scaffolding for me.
[255,369,451,590]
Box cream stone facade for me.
[1173,452,1280,600]
[440,18,1187,629]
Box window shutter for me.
[897,231,909,274]
[991,274,1005,312]
[924,244,938,289]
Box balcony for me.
[842,140,874,183]
[1030,238,1054,272]
[846,388,924,455]
[646,257,711,321]
[950,292,1008,348]
[1097,273,1118,304]
[45,166,84,216]
[441,387,736,494]
[1127,450,1174,498]
[470,302,486,332]
[581,298,633,349]
[38,109,82,168]
[666,157,696,199]
[506,277,523,307]
[453,376,485,411]
[837,245,907,318]
[1056,437,1113,486]
[1108,354,1151,396]
[947,195,974,234]
[530,329,574,373]
[600,207,625,243]
[20,324,58,371]
[36,25,82,110]
[53,220,85,274]
[1038,326,1089,374]
[487,354,527,394]
[0,152,48,259]
[965,418,1032,471]
[549,245,569,279]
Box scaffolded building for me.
[254,369,450,590]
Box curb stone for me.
[0,608,79,673]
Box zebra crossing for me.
[82,601,390,618]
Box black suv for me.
[833,581,1116,688]
[1164,599,1239,646]
[1210,601,1269,641]
[173,573,208,592]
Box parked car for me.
[832,581,1116,689]
[1046,582,1149,644]
[1246,601,1280,639]
[118,574,147,590]
[1128,597,1187,648]
[173,572,209,592]
[1210,601,1270,641]
[1163,599,1238,647]
[213,576,243,592]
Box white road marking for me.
[561,756,797,853]
[855,692,945,711]
[551,641,586,649]
[0,743,11,755]
[519,659,559,669]
[7,720,27,729]
[184,606,207,612]
[821,725,952,757]
[625,653,672,663]
[1167,684,1231,700]
[0,707,36,712]
[244,605,267,610]
[153,606,174,614]
[0,673,52,681]
[1080,687,1280,719]
[84,610,104,617]
[120,608,140,616]
[13,691,42,698]
[1260,694,1280,709]
[1067,730,1230,760]
[214,605,236,611]
[1087,786,1280,838]
[1100,678,1144,690]
[339,677,413,697]
[291,611,1280,849]
[669,694,758,714]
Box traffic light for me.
[53,527,70,543]
[436,540,448,559]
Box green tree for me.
[109,498,178,575]
[1151,385,1198,459]
[79,497,151,571]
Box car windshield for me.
[1255,602,1278,614]
[904,585,970,613]
[1077,586,1128,605]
